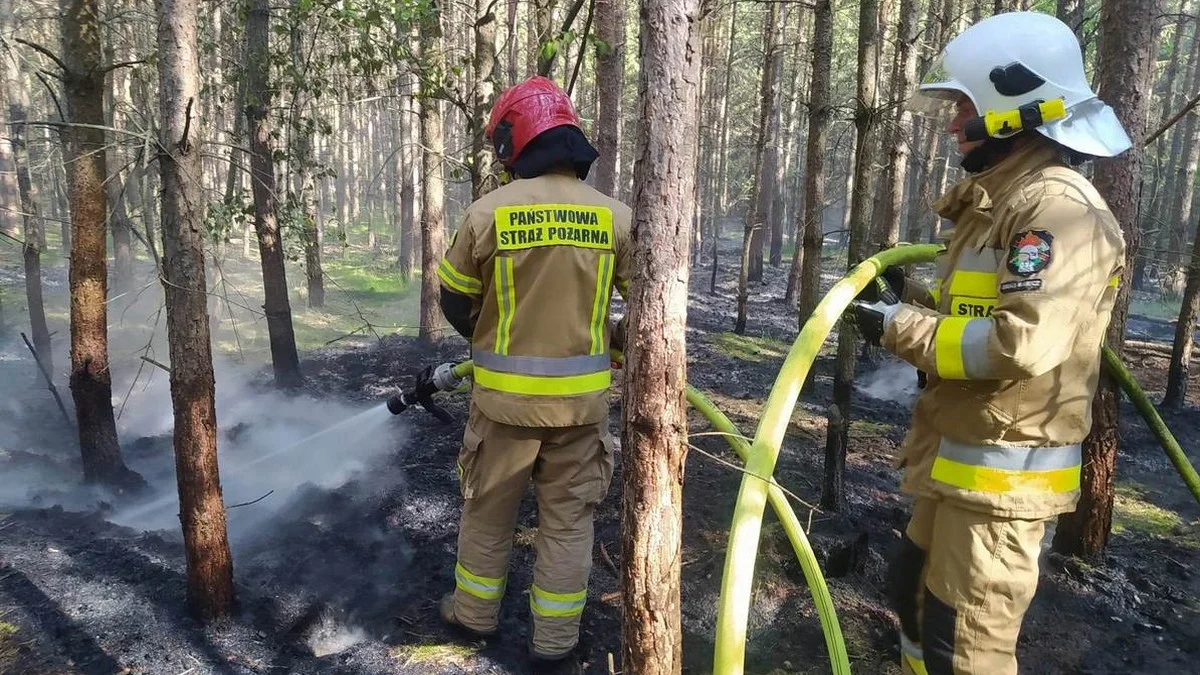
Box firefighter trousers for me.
[450,403,614,658]
[889,497,1049,675]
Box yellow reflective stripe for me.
[928,285,942,305]
[530,584,586,618]
[474,366,611,396]
[930,456,1081,493]
[934,317,970,380]
[900,634,928,675]
[903,653,930,675]
[589,254,615,355]
[455,562,505,600]
[438,259,483,295]
[1108,274,1120,288]
[494,257,515,355]
[948,270,996,298]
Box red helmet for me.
[486,76,581,166]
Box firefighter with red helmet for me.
[431,75,632,673]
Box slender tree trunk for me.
[157,0,235,620]
[593,0,626,197]
[1162,31,1200,276]
[621,0,700,666]
[4,56,51,370]
[710,0,737,295]
[0,57,17,240]
[797,0,833,325]
[419,2,446,345]
[824,0,879,511]
[472,0,499,198]
[61,0,141,488]
[735,2,783,333]
[881,0,918,247]
[1057,0,1084,37]
[103,62,134,294]
[289,0,324,307]
[1054,0,1159,560]
[246,0,303,388]
[507,0,519,84]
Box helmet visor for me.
[906,54,967,117]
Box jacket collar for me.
[934,140,1062,222]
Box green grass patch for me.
[849,419,894,436]
[715,332,790,362]
[1113,483,1199,548]
[391,643,477,666]
[0,620,19,668]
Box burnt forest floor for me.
[1,235,1199,675]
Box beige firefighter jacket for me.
[438,170,634,428]
[884,140,1125,519]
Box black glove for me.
[849,289,900,347]
[413,364,437,399]
[856,266,906,304]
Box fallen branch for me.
[599,542,619,578]
[20,332,73,429]
[139,355,172,373]
[1123,339,1200,360]
[1146,90,1200,146]
[226,490,274,510]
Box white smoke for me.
[855,360,920,407]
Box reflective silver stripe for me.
[955,248,1002,272]
[960,317,994,379]
[938,438,1083,471]
[472,351,610,376]
[455,566,504,599]
[900,632,923,660]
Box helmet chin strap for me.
[959,132,1025,173]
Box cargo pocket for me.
[587,431,616,505]
[458,423,484,500]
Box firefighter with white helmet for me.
[851,11,1129,674]
[430,75,632,674]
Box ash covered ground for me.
[1,247,1198,674]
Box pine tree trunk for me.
[1054,0,1159,560]
[3,56,51,371]
[507,0,519,84]
[156,0,236,619]
[824,0,879,511]
[881,0,918,247]
[472,0,499,199]
[710,0,738,295]
[1162,31,1200,276]
[289,0,324,308]
[246,0,303,389]
[621,0,700,666]
[735,2,783,332]
[1057,0,1085,37]
[0,54,18,240]
[797,0,833,326]
[419,2,447,345]
[594,0,625,197]
[767,9,789,268]
[61,0,141,488]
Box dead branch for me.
[13,38,68,74]
[1123,339,1200,360]
[101,59,148,75]
[599,542,619,577]
[1146,90,1200,146]
[139,355,172,373]
[20,332,73,429]
[227,490,274,510]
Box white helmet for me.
[915,11,1131,158]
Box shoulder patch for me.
[1000,279,1043,294]
[1007,229,1053,276]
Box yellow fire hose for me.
[439,242,1200,674]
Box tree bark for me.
[593,0,626,197]
[735,1,784,333]
[621,0,700,667]
[796,0,833,326]
[824,0,879,511]
[156,0,236,620]
[61,0,141,488]
[471,0,499,199]
[1054,0,1159,560]
[245,0,303,389]
[0,50,18,240]
[419,1,446,345]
